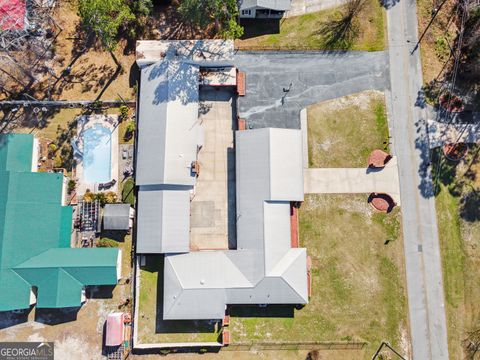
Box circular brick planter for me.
[367,149,392,168]
[443,143,468,162]
[439,93,464,113]
[368,193,396,213]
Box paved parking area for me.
[234,51,389,129]
[190,88,236,251]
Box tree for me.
[78,0,135,50]
[178,0,244,39]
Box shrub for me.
[83,191,95,202]
[105,191,117,204]
[97,238,119,247]
[119,105,129,121]
[124,120,136,141]
[68,179,76,194]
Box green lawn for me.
[432,146,480,359]
[236,0,386,51]
[137,256,222,344]
[230,195,408,358]
[122,177,135,206]
[307,90,389,168]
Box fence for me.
[235,45,351,54]
[224,340,367,351]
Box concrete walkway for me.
[427,120,480,148]
[285,0,348,17]
[304,157,401,204]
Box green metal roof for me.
[0,134,34,172]
[0,134,119,311]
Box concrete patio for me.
[190,88,236,251]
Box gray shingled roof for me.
[239,0,291,11]
[163,129,307,320]
[103,204,131,230]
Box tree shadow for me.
[228,304,295,318]
[378,0,400,9]
[239,18,281,39]
[317,0,365,50]
[0,307,32,329]
[415,116,436,198]
[35,307,80,325]
[460,191,480,222]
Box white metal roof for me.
[136,187,191,254]
[136,61,202,187]
[103,204,131,230]
[239,0,292,11]
[162,129,308,320]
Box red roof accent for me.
[238,118,246,131]
[222,329,230,345]
[0,0,26,31]
[106,313,125,346]
[236,71,246,96]
[290,203,299,248]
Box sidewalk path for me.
[386,0,449,358]
[304,158,401,204]
[427,120,480,148]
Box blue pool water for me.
[83,124,112,183]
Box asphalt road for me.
[234,51,389,129]
[386,0,449,359]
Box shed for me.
[105,312,125,347]
[103,204,134,231]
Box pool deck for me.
[75,114,119,197]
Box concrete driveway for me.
[234,51,389,129]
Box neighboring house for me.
[103,204,134,231]
[135,40,308,320]
[0,133,121,312]
[238,0,291,18]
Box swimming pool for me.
[83,124,112,184]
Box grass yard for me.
[432,146,480,359]
[137,256,222,344]
[307,90,389,168]
[417,0,458,84]
[236,0,386,51]
[230,194,408,359]
[122,178,135,206]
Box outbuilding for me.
[103,204,134,231]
